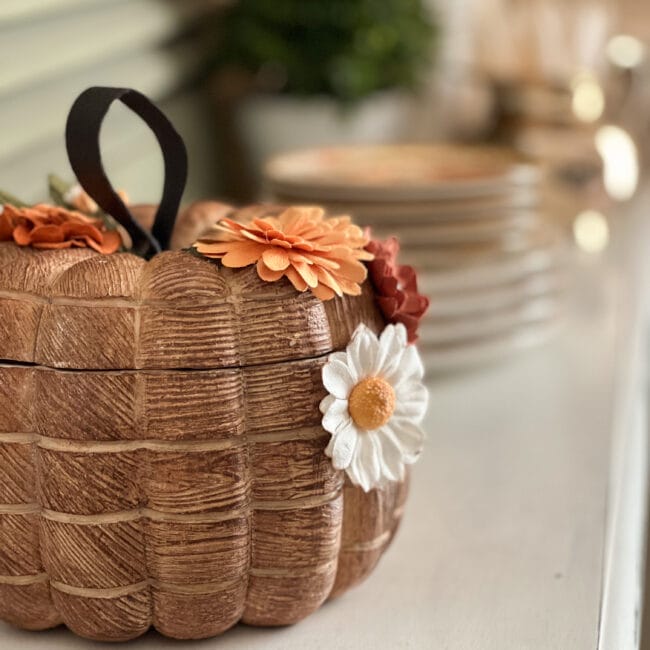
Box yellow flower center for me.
[348,377,396,430]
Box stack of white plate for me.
[265,144,567,372]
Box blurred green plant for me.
[212,0,437,104]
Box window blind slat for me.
[0,92,218,204]
[0,0,107,25]
[0,43,198,164]
[0,0,224,202]
[0,0,211,96]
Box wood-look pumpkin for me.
[0,88,410,641]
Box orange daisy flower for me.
[194,206,374,300]
[0,203,122,254]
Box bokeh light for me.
[573,210,610,253]
[595,125,639,201]
[606,34,646,69]
[571,71,605,123]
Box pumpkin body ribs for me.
[0,243,407,641]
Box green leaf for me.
[0,189,28,207]
[48,173,73,207]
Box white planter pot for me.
[236,91,415,181]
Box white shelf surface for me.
[0,197,648,649]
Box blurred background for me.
[0,0,649,369]
[1,0,646,202]
[3,3,650,646]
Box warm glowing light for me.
[607,35,646,69]
[571,72,605,123]
[595,125,639,201]
[573,210,609,254]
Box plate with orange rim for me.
[265,144,541,203]
[420,317,562,373]
[422,269,566,319]
[419,292,563,344]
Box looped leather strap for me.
[65,87,188,258]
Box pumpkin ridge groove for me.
[0,426,326,448]
[0,573,48,586]
[0,349,335,373]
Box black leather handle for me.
[65,87,188,257]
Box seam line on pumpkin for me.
[249,559,338,579]
[36,437,241,454]
[0,348,332,373]
[341,530,392,553]
[0,289,300,309]
[0,433,38,444]
[0,427,327,450]
[0,572,48,586]
[39,507,248,525]
[0,573,251,597]
[0,503,40,515]
[0,290,231,309]
[51,580,149,599]
[252,488,342,511]
[46,576,246,599]
[0,490,340,521]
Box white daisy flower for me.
[320,322,428,492]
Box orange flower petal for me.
[192,205,371,298]
[252,218,274,231]
[313,232,348,246]
[62,221,104,243]
[256,258,285,282]
[269,238,292,249]
[221,241,266,267]
[262,247,291,271]
[356,249,375,261]
[194,241,231,256]
[12,223,34,245]
[300,252,340,270]
[240,229,270,244]
[292,260,318,288]
[4,203,124,253]
[315,267,343,297]
[334,276,363,296]
[0,213,14,240]
[328,257,368,283]
[31,240,73,249]
[29,224,66,243]
[279,206,317,231]
[287,251,314,266]
[218,218,247,232]
[311,283,336,301]
[86,230,121,254]
[284,266,308,292]
[291,240,316,252]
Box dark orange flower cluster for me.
[194,206,373,300]
[0,203,122,254]
[366,237,430,343]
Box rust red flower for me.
[0,203,122,254]
[366,237,429,343]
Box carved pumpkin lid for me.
[0,243,382,370]
[0,88,384,370]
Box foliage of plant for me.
[212,0,437,103]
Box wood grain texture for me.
[0,231,407,641]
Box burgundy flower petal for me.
[365,236,429,344]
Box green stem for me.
[0,189,28,207]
